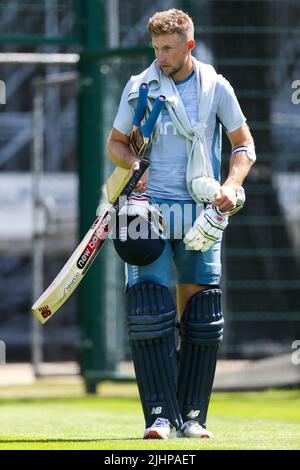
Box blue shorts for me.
[126,198,222,288]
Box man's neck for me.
[174,69,194,85]
[171,59,193,82]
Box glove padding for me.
[97,192,155,219]
[184,185,246,252]
[118,192,152,218]
[118,192,167,234]
[191,177,246,212]
[184,205,228,252]
[192,176,221,203]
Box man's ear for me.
[187,39,195,50]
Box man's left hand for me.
[214,184,238,213]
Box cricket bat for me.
[32,92,165,324]
[107,83,162,203]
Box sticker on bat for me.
[63,271,81,297]
[38,305,52,319]
[77,213,112,269]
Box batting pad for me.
[178,288,224,428]
[127,282,182,430]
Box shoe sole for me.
[143,430,166,439]
[177,430,212,439]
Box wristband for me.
[231,144,256,163]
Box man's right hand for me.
[131,160,148,193]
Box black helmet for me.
[113,204,166,266]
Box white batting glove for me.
[184,186,246,252]
[192,176,221,203]
[118,192,151,218]
[184,205,229,252]
[118,192,167,238]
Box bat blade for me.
[31,159,150,324]
[32,88,165,323]
[106,166,131,203]
[32,209,112,323]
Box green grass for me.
[0,380,299,450]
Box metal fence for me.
[0,0,299,368]
[99,0,300,359]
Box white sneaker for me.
[143,417,175,439]
[178,420,212,438]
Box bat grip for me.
[142,95,165,138]
[113,159,150,212]
[132,83,149,127]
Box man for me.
[107,8,255,439]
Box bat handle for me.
[141,95,165,138]
[132,83,149,127]
[113,159,150,211]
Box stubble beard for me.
[162,61,185,79]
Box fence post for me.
[77,0,107,393]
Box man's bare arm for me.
[106,128,147,192]
[215,123,255,212]
[106,128,138,169]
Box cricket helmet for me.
[113,204,167,266]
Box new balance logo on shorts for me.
[151,406,162,415]
[187,410,200,419]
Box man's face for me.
[152,33,193,79]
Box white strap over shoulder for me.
[196,61,218,133]
[186,59,218,202]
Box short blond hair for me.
[148,8,194,40]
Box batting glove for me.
[192,176,221,203]
[184,186,246,251]
[184,205,228,252]
[118,192,151,219]
[117,192,167,238]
